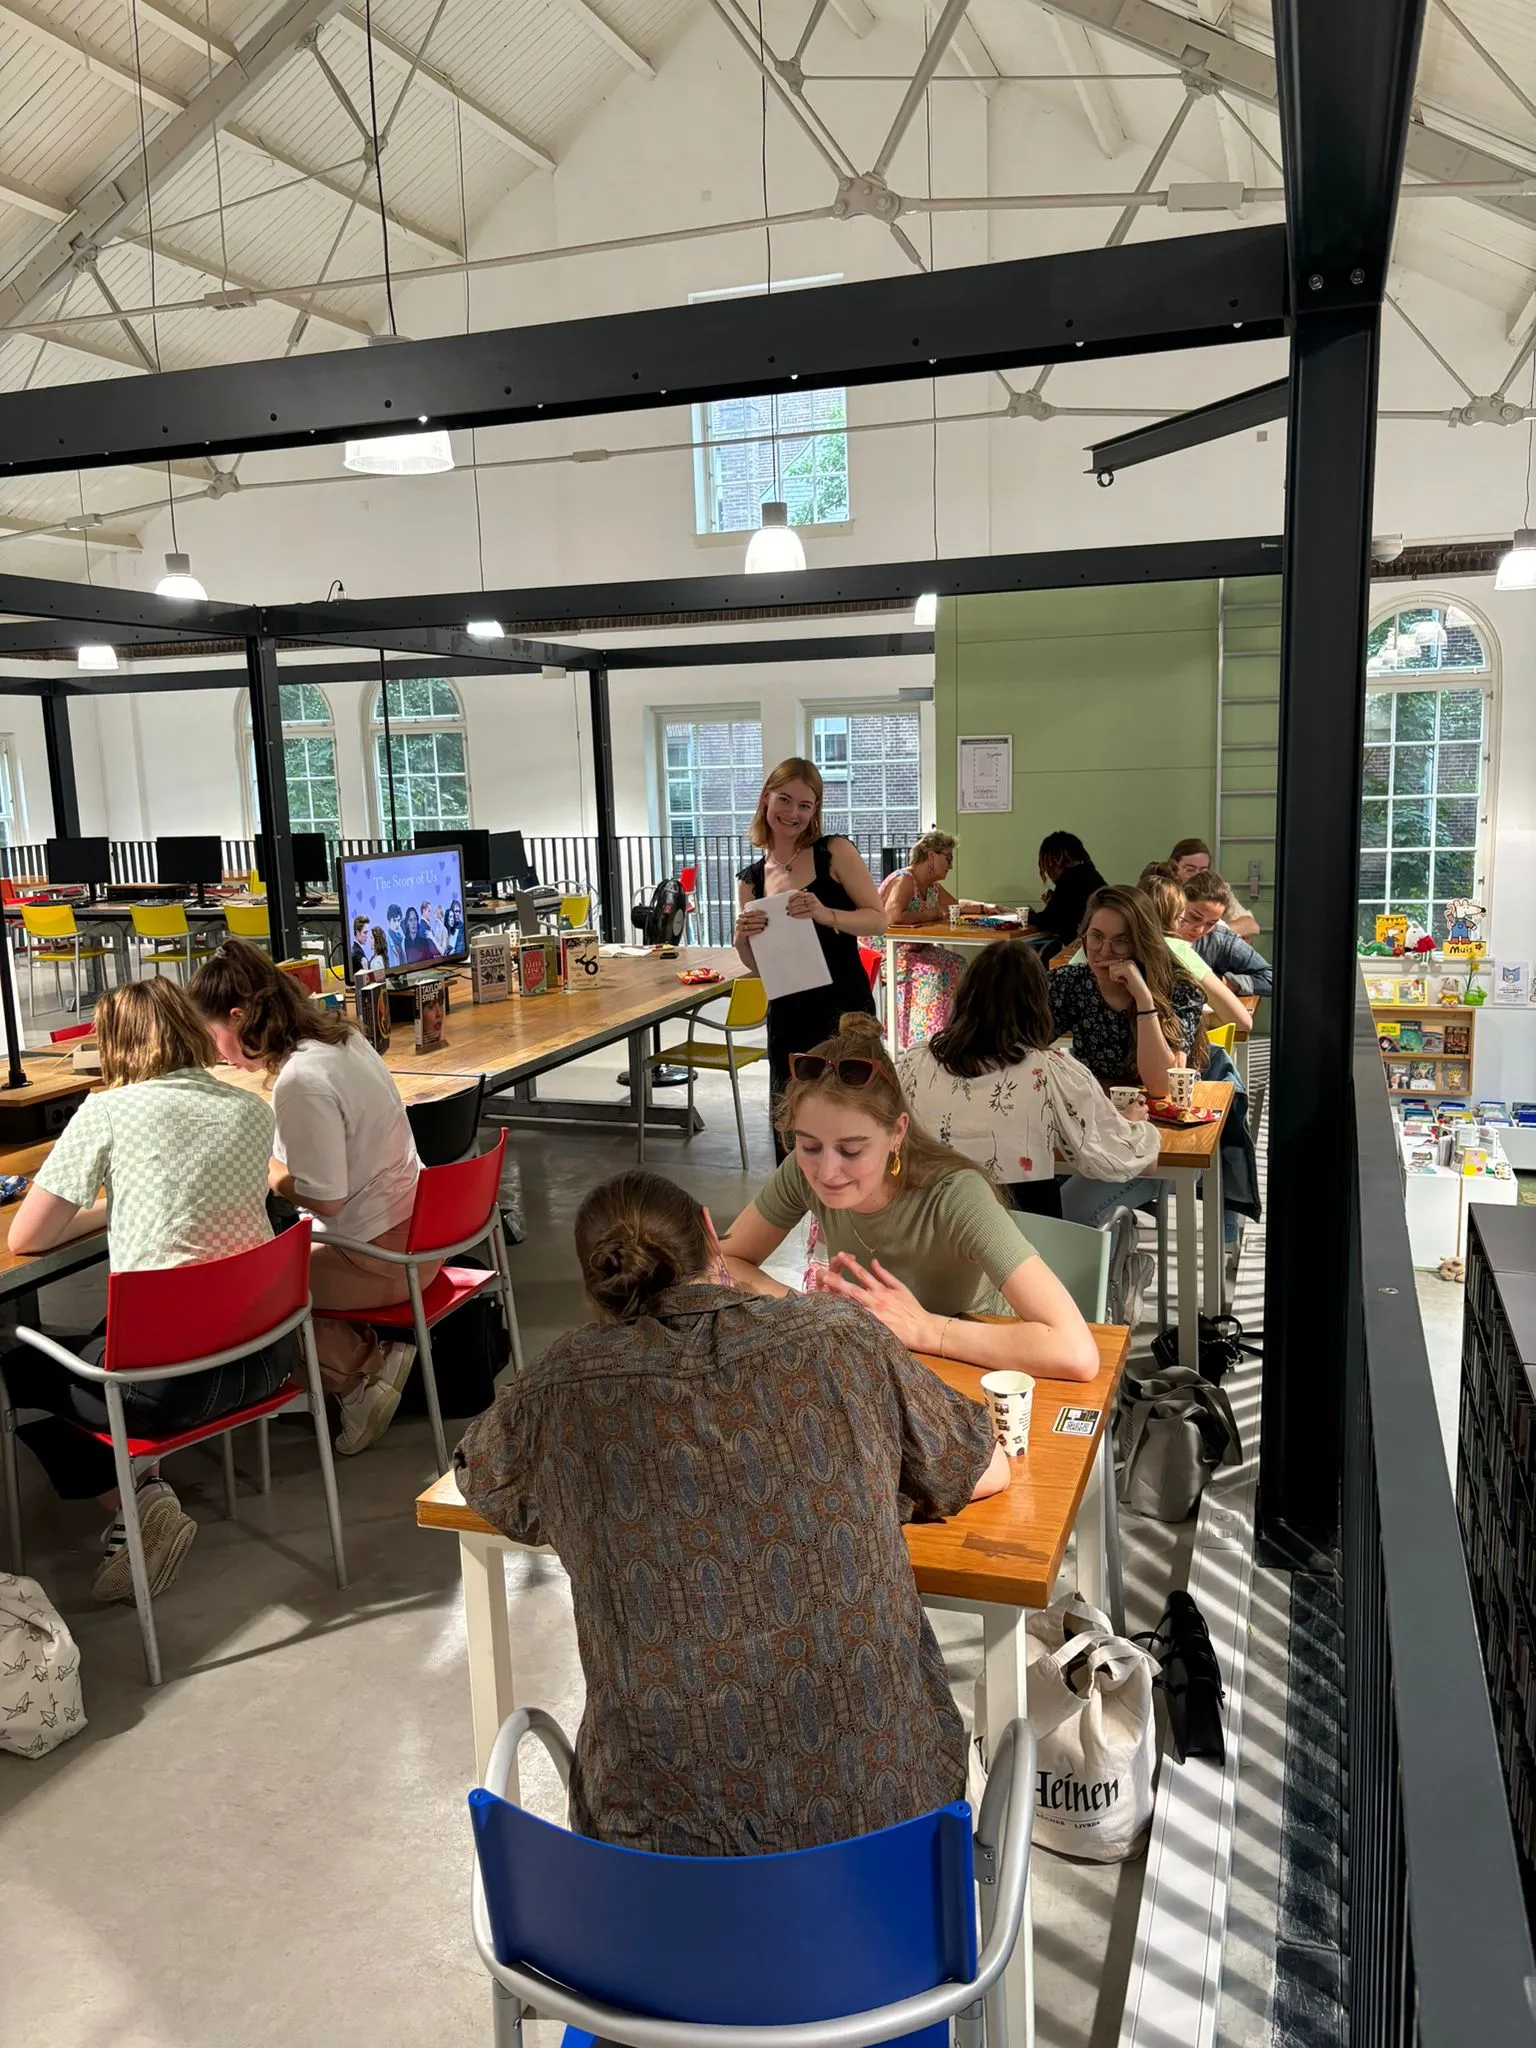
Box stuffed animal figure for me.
[1438,1255,1465,1285]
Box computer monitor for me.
[488,829,538,891]
[338,846,468,983]
[46,837,111,891]
[155,835,224,904]
[416,828,492,887]
[290,833,332,889]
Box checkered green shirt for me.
[37,1069,275,1272]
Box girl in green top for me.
[719,1013,1099,1381]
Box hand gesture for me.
[1106,960,1152,1006]
[786,890,822,923]
[734,906,768,944]
[814,1252,932,1348]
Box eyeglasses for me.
[789,1053,880,1087]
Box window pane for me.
[1391,746,1433,794]
[1434,795,1478,845]
[1362,746,1390,796]
[1363,694,1392,741]
[1436,742,1480,793]
[1359,852,1387,897]
[701,382,851,534]
[1393,692,1436,740]
[1433,850,1475,899]
[1358,673,1488,947]
[1389,798,1429,849]
[1359,800,1387,848]
[1440,689,1484,738]
[808,709,921,852]
[1390,852,1429,897]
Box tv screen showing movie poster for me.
[339,849,467,979]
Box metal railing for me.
[1346,990,1536,2043]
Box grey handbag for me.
[1114,1367,1242,1522]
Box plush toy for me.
[1438,1255,1466,1285]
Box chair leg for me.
[411,1271,450,1474]
[218,1432,238,1518]
[105,1382,162,1686]
[492,1224,524,1374]
[726,1043,749,1172]
[0,1374,23,1573]
[491,1982,523,2048]
[255,1416,272,1495]
[301,1316,348,1590]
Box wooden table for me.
[880,919,1027,1046]
[1150,1080,1234,1370]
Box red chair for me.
[0,1221,346,1687]
[312,1130,522,1475]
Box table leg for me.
[460,1532,515,1784]
[1076,1434,1107,1618]
[1233,1035,1250,1091]
[884,933,897,1049]
[980,1603,1035,2048]
[1175,1173,1200,1371]
[1156,1185,1169,1333]
[1202,1141,1226,1320]
[628,1028,646,1164]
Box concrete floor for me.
[0,1031,1258,2048]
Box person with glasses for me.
[1177,871,1273,997]
[455,1167,1008,1857]
[1168,838,1259,938]
[718,1013,1099,1381]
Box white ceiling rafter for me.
[540,0,655,78]
[947,19,999,99]
[0,514,141,552]
[1048,17,1125,159]
[0,0,460,258]
[328,13,557,170]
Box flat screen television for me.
[338,846,468,982]
[47,836,111,887]
[290,832,332,888]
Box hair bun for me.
[585,1221,679,1318]
[836,1012,886,1053]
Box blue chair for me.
[470,1707,1037,2048]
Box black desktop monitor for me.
[338,846,469,983]
[416,828,491,886]
[290,832,332,888]
[487,830,538,890]
[155,836,224,889]
[46,836,111,887]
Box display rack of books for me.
[1365,968,1478,1097]
[1458,1206,1536,1920]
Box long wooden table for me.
[880,918,1025,1045]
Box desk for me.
[1150,1080,1233,1370]
[879,920,1023,1047]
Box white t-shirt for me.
[271,1034,421,1245]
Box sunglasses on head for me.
[789,1053,880,1087]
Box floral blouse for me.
[898,1042,1161,1186]
[1048,961,1204,1087]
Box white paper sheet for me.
[751,892,834,1001]
[957,734,1013,814]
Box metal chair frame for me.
[0,1301,346,1686]
[19,906,110,1015]
[647,979,768,1171]
[471,1708,1037,2048]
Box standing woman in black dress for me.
[735,758,887,1158]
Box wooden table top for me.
[1153,1078,1233,1169]
[391,948,744,1086]
[416,1322,1129,1611]
[886,921,1029,945]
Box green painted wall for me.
[934,582,1221,908]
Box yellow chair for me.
[645,976,768,1170]
[558,893,592,930]
[130,904,215,983]
[1207,1022,1237,1052]
[224,902,271,947]
[19,905,110,1016]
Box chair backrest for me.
[103,1220,313,1373]
[21,904,78,940]
[1206,1021,1236,1051]
[406,1128,506,1254]
[1017,1210,1110,1320]
[469,1787,974,2029]
[724,974,768,1030]
[558,894,591,930]
[49,1021,94,1043]
[131,904,189,939]
[407,1078,486,1168]
[224,902,271,940]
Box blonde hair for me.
[776,1011,988,1192]
[911,830,958,866]
[1081,884,1209,1071]
[95,978,217,1088]
[749,758,825,851]
[1138,874,1185,934]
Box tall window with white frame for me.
[1359,603,1492,947]
[809,705,922,863]
[691,279,850,537]
[656,710,763,939]
[244,684,341,846]
[370,678,471,842]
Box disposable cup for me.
[980,1369,1035,1455]
[1166,1066,1197,1111]
[1110,1085,1144,1113]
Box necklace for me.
[765,846,803,876]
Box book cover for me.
[354,974,391,1055]
[1397,977,1428,1005]
[414,978,447,1054]
[1410,1060,1438,1088]
[516,937,557,997]
[1443,1061,1470,1092]
[1388,1062,1412,1091]
[1494,960,1531,1007]
[470,932,510,1004]
[279,956,322,996]
[1398,1021,1423,1052]
[1420,1030,1444,1054]
[1365,977,1400,1003]
[561,931,601,989]
[1378,1021,1402,1050]
[1444,1023,1471,1057]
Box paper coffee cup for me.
[1166,1066,1196,1110]
[1110,1085,1144,1112]
[980,1369,1035,1455]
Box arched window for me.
[1360,602,1493,947]
[369,677,470,840]
[242,683,341,843]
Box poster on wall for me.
[957,735,1013,814]
[1493,960,1531,1007]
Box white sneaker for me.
[334,1375,401,1456]
[377,1340,417,1397]
[93,1479,198,1603]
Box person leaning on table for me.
[1176,870,1274,998]
[1169,837,1259,938]
[717,1012,1099,1381]
[455,1166,1007,1857]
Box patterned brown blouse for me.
[455,1284,994,1857]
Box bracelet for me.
[831,908,841,934]
[1136,1007,1158,1016]
[937,1315,954,1358]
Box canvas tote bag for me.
[1115,1367,1242,1522]
[0,1574,85,1758]
[1026,1610,1158,1862]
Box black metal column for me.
[245,635,301,961]
[588,665,623,944]
[1258,308,1383,1563]
[40,690,80,840]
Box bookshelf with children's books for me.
[1366,968,1479,1097]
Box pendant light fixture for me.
[155,551,207,600]
[914,592,938,627]
[745,501,805,574]
[76,644,119,673]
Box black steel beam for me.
[0,572,253,636]
[1273,0,1427,309]
[1259,308,1383,1563]
[1086,379,1288,479]
[601,632,934,669]
[266,538,1284,639]
[40,691,79,839]
[0,654,574,697]
[0,229,1289,478]
[245,635,301,961]
[287,626,593,671]
[588,666,623,944]
[0,622,238,657]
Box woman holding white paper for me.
[735,758,885,1159]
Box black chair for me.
[407,1078,486,1167]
